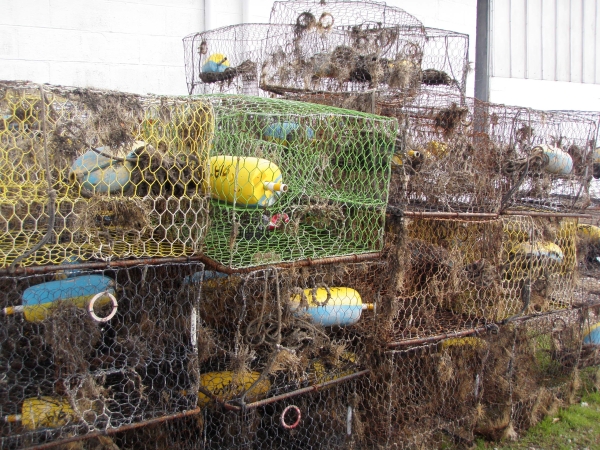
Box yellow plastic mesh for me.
[0,81,213,267]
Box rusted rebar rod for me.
[0,252,382,276]
[24,407,202,450]
[243,369,371,409]
[387,327,489,349]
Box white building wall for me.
[490,0,600,110]
[0,0,477,96]
[0,0,205,95]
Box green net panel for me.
[202,94,397,269]
[0,261,203,449]
[0,81,213,268]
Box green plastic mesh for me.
[202,94,397,269]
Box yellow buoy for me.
[3,397,75,430]
[578,224,600,243]
[289,287,372,327]
[513,241,564,264]
[208,156,287,208]
[197,371,271,407]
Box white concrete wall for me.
[0,0,204,95]
[0,0,477,96]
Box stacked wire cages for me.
[109,261,388,449]
[201,94,397,269]
[0,261,204,448]
[0,81,213,267]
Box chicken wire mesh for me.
[108,262,386,449]
[387,215,577,344]
[183,24,279,96]
[387,96,596,213]
[373,337,489,449]
[476,309,584,441]
[0,81,213,268]
[269,0,423,31]
[260,20,425,100]
[0,261,203,449]
[201,94,397,269]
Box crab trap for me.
[119,262,385,449]
[202,95,397,269]
[184,24,281,96]
[262,0,426,98]
[387,214,578,344]
[476,309,584,441]
[0,81,213,268]
[0,261,203,448]
[486,104,596,213]
[365,337,489,449]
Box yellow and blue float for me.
[202,54,230,73]
[69,142,146,194]
[262,122,315,147]
[535,144,573,175]
[208,155,287,208]
[290,287,372,327]
[583,322,600,345]
[513,241,564,264]
[2,275,117,323]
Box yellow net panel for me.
[0,81,213,267]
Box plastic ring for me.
[87,292,118,323]
[281,405,301,429]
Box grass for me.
[475,367,600,450]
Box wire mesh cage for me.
[120,261,384,449]
[269,0,423,31]
[260,21,425,101]
[0,261,203,448]
[386,214,577,345]
[0,81,213,268]
[389,217,503,343]
[369,337,488,449]
[417,28,470,98]
[386,95,504,213]
[486,105,595,213]
[184,24,281,96]
[202,94,397,269]
[476,310,583,441]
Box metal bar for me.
[502,210,592,218]
[0,256,204,276]
[24,407,202,450]
[387,327,489,349]
[475,0,491,101]
[243,370,371,409]
[402,211,499,219]
[0,252,382,277]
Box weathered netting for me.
[476,309,584,441]
[183,24,281,96]
[0,81,213,267]
[202,94,397,269]
[387,95,596,213]
[260,21,425,99]
[387,215,577,344]
[0,261,203,448]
